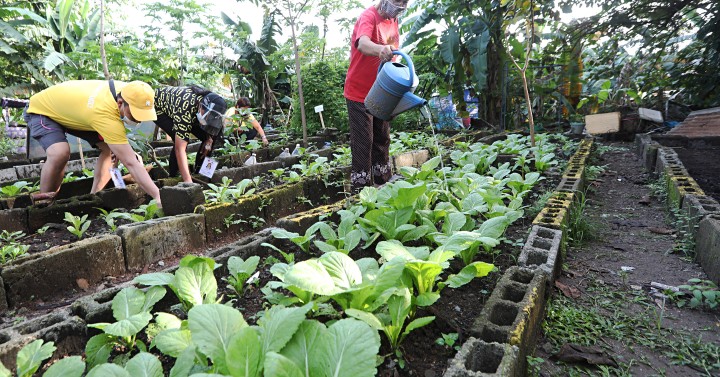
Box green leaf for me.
[279,321,326,376]
[258,304,311,354]
[188,304,248,373]
[16,339,55,377]
[403,316,435,337]
[345,310,384,331]
[0,363,9,377]
[440,25,460,65]
[176,261,218,308]
[112,287,145,321]
[125,352,163,377]
[228,256,260,277]
[319,252,362,290]
[169,345,199,377]
[141,286,167,313]
[416,292,441,306]
[154,329,193,358]
[321,319,381,377]
[134,273,175,286]
[225,327,263,377]
[445,262,495,288]
[263,352,304,377]
[86,364,131,377]
[283,260,340,296]
[85,334,114,369]
[376,241,416,261]
[43,356,85,377]
[104,313,153,338]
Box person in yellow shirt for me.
[24,80,162,206]
[224,97,268,146]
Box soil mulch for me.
[535,142,720,376]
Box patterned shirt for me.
[154,86,201,141]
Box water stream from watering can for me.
[420,105,450,192]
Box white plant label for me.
[314,104,324,113]
[199,157,219,178]
[110,167,126,188]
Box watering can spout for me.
[391,92,427,118]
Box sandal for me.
[30,191,57,207]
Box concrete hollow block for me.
[695,215,720,284]
[200,195,264,242]
[635,134,651,156]
[642,142,660,172]
[160,182,205,216]
[95,185,149,210]
[14,164,42,180]
[117,214,206,271]
[0,309,87,371]
[393,152,415,171]
[261,182,305,222]
[0,168,18,184]
[1,235,124,307]
[275,201,344,234]
[0,208,28,234]
[443,338,520,377]
[27,194,103,232]
[556,177,582,193]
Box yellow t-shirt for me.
[27,80,129,144]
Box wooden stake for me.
[77,138,85,170]
[318,111,326,130]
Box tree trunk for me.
[290,17,308,147]
[99,0,111,80]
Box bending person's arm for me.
[173,136,192,183]
[250,118,268,146]
[108,143,162,206]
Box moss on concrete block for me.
[202,195,264,242]
[117,214,206,271]
[1,235,124,306]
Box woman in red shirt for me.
[344,0,407,192]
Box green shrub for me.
[290,60,349,135]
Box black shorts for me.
[24,109,102,150]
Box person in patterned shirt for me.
[153,85,228,182]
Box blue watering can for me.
[365,50,427,121]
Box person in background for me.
[25,80,161,206]
[224,97,269,146]
[153,85,228,183]
[344,0,407,191]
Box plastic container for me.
[278,148,291,158]
[244,153,257,166]
[291,144,301,156]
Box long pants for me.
[347,99,391,190]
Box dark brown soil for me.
[535,142,720,377]
[674,147,720,203]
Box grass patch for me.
[542,279,720,375]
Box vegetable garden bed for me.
[0,131,588,377]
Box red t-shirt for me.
[344,6,400,102]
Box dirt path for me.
[534,141,720,377]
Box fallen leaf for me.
[553,343,618,367]
[638,195,651,205]
[555,281,581,299]
[649,227,673,235]
[76,278,90,291]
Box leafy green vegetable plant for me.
[678,279,719,309]
[86,286,166,367]
[0,230,24,244]
[0,243,29,264]
[95,208,126,232]
[347,287,435,365]
[64,212,91,239]
[0,339,56,377]
[226,256,260,296]
[436,332,460,351]
[0,181,36,198]
[133,255,218,312]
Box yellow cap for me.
[121,81,157,121]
